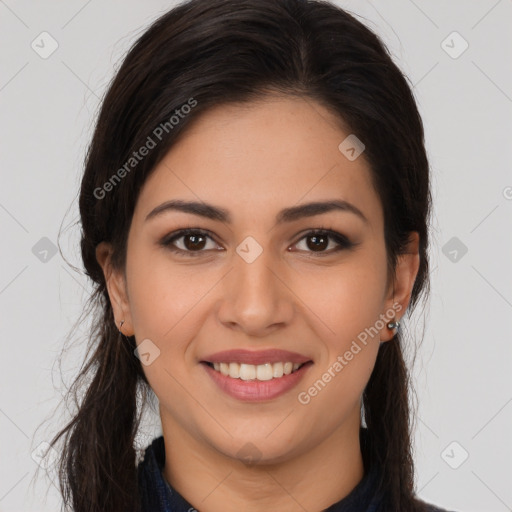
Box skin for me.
[96,95,419,512]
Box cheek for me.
[126,249,207,341]
[297,269,384,413]
[125,257,204,409]
[302,254,388,342]
[295,248,387,400]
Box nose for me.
[216,245,295,337]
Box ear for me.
[379,232,420,342]
[95,242,135,337]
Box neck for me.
[161,409,365,512]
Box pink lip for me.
[202,361,313,402]
[202,349,311,365]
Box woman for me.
[48,0,453,510]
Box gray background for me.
[1,1,511,511]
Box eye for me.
[291,228,355,255]
[160,227,356,257]
[160,228,222,256]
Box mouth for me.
[200,349,313,402]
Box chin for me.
[209,428,307,466]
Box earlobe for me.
[95,242,135,336]
[379,232,420,343]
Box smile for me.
[201,349,313,402]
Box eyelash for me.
[159,227,356,257]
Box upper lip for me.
[202,349,311,365]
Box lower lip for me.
[202,362,312,402]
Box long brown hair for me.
[47,0,432,510]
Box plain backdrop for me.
[1,1,511,511]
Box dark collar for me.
[137,427,384,512]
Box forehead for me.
[134,96,382,230]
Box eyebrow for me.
[145,199,368,225]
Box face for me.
[97,95,419,464]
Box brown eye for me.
[161,229,221,256]
[161,228,355,257]
[305,233,329,252]
[182,233,207,251]
[292,229,354,255]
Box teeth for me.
[210,361,304,380]
[239,363,256,381]
[229,362,240,378]
[256,363,273,381]
[273,362,283,378]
